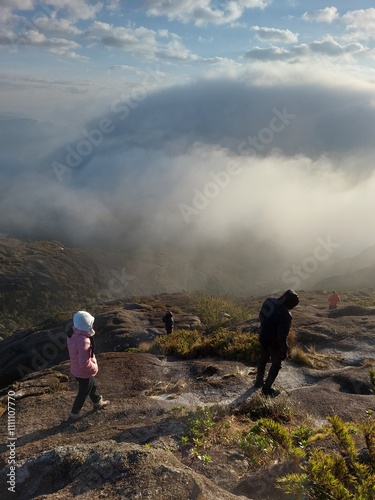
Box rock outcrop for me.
[0,294,202,389]
[1,291,375,499]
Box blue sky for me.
[2,1,375,284]
[2,1,375,119]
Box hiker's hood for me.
[73,311,95,336]
[279,290,299,310]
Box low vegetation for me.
[278,415,375,499]
[193,293,251,334]
[289,344,340,369]
[346,289,375,307]
[156,328,260,364]
[155,294,259,363]
[370,369,375,393]
[159,292,375,497]
[174,399,375,499]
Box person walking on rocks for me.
[162,310,174,334]
[255,289,299,397]
[328,290,341,310]
[67,311,109,421]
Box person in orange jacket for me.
[328,290,341,310]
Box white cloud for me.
[157,33,199,61]
[22,29,78,48]
[86,21,199,61]
[45,0,103,21]
[245,45,292,61]
[0,29,87,60]
[33,16,82,36]
[86,21,159,54]
[1,0,36,9]
[309,37,365,57]
[106,0,120,11]
[251,26,298,43]
[143,0,271,26]
[302,7,339,24]
[245,38,367,62]
[342,9,375,40]
[0,3,84,56]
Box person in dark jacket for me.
[162,310,174,334]
[255,289,299,396]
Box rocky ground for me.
[0,290,375,499]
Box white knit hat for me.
[73,311,95,335]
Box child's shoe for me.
[93,396,110,410]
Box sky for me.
[1,1,375,292]
[2,1,375,120]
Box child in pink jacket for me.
[67,311,109,421]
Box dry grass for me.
[145,379,187,396]
[290,345,341,369]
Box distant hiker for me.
[162,310,174,334]
[67,311,109,421]
[255,289,299,397]
[328,290,341,310]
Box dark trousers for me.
[71,377,101,414]
[256,341,283,389]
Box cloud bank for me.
[1,76,375,291]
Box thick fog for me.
[1,76,375,292]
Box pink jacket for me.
[67,328,98,378]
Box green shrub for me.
[155,328,260,363]
[241,418,305,464]
[180,406,218,463]
[155,329,202,358]
[370,369,375,393]
[193,293,251,334]
[277,416,375,499]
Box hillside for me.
[1,237,375,341]
[1,290,375,499]
[0,238,110,337]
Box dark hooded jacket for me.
[162,311,174,331]
[259,290,299,355]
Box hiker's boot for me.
[93,396,110,410]
[68,411,86,421]
[262,386,280,398]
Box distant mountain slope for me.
[314,265,375,291]
[0,238,108,336]
[313,244,375,290]
[0,236,374,338]
[0,238,260,337]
